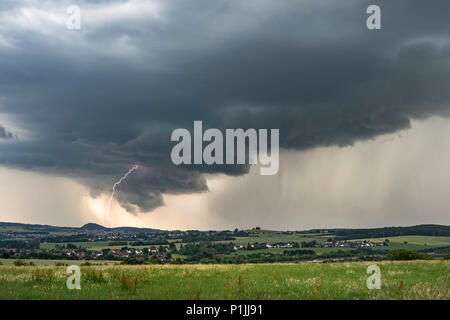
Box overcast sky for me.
[1,0,450,229]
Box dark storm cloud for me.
[0,125,13,139]
[0,0,450,212]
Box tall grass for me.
[83,267,106,283]
[31,269,55,283]
[0,261,447,300]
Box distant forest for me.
[330,225,450,240]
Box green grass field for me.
[0,261,448,300]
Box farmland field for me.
[351,236,450,247]
[0,261,448,300]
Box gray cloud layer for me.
[0,125,13,139]
[1,0,450,213]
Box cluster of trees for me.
[13,259,35,266]
[180,242,235,261]
[108,241,128,246]
[129,239,169,246]
[1,248,82,260]
[387,249,433,261]
[181,232,237,243]
[44,234,96,243]
[283,249,315,256]
[333,225,450,240]
[420,246,450,254]
[300,240,318,248]
[1,250,13,259]
[0,240,39,249]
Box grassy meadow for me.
[0,260,448,300]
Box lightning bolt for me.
[105,165,139,227]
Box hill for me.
[80,223,108,231]
[0,221,161,237]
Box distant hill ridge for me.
[80,223,108,231]
[80,223,160,233]
[329,224,450,239]
[0,221,449,237]
[0,221,161,234]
